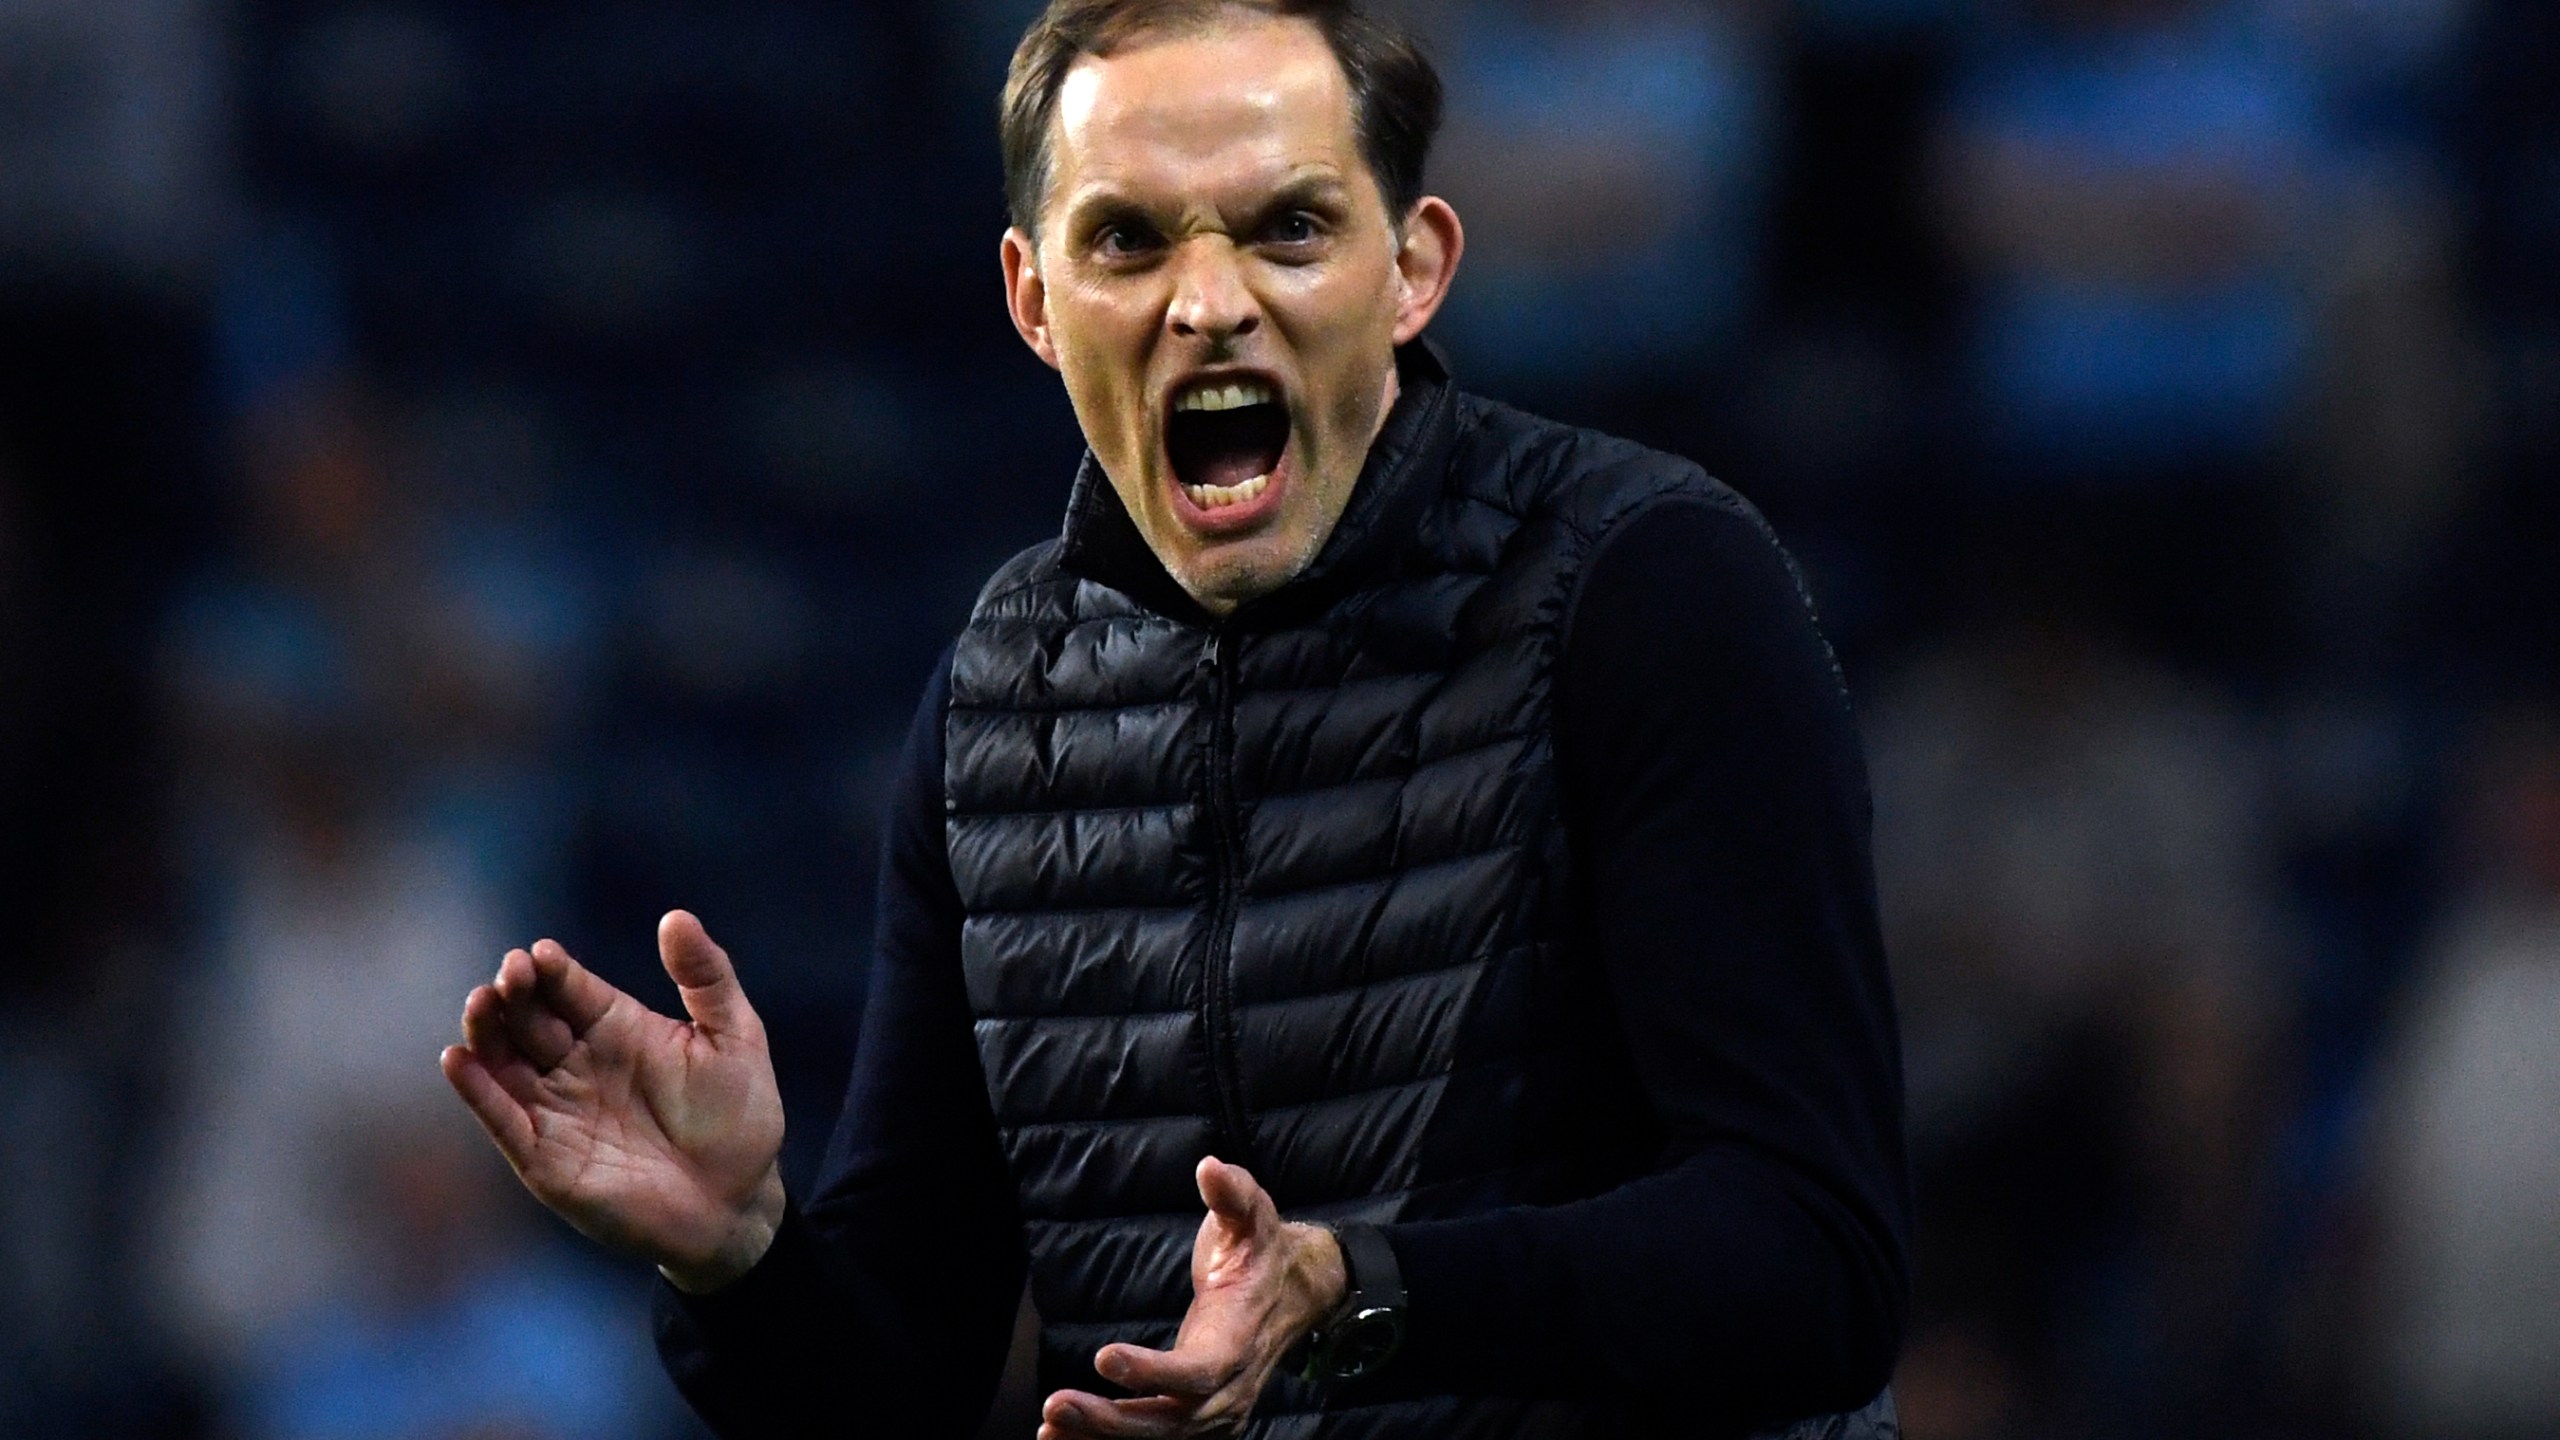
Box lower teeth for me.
[1184,473,1270,510]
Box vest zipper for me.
[1199,627,1255,1160]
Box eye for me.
[1096,221,1161,259]
[1264,211,1321,247]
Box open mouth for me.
[1167,379,1289,512]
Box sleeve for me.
[1375,495,1910,1431]
[651,647,1026,1436]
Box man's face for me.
[1002,13,1459,612]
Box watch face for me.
[1328,1306,1406,1381]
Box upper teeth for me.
[1174,380,1276,413]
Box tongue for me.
[1171,405,1286,491]
[1196,446,1271,490]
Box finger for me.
[1040,1390,1189,1439]
[492,951,578,1070]
[1096,1340,1233,1400]
[501,1000,575,1070]
[461,984,523,1070]
[462,986,553,1102]
[440,1044,537,1166]
[525,937,621,1034]
[658,910,756,1038]
[492,945,536,1001]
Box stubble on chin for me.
[1176,519,1331,614]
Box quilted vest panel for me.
[946,388,1887,1439]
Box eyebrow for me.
[1060,190,1153,238]
[1256,174,1353,216]
[1059,168,1355,237]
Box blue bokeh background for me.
[3,1,2556,1436]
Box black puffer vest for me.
[945,348,1895,1440]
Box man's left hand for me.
[1039,1156,1346,1438]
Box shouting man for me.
[442,2,1909,1435]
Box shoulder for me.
[1441,390,1801,634]
[966,539,1072,621]
[1556,484,1855,743]
[1446,391,1764,554]
[1571,492,1823,647]
[965,535,1169,634]
[949,542,1076,714]
[1442,394,1844,699]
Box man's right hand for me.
[440,909,788,1294]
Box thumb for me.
[659,909,755,1038]
[1197,1156,1271,1232]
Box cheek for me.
[1273,278,1401,414]
[1052,319,1154,452]
[1049,279,1156,370]
[1275,265,1390,341]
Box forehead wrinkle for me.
[1058,54,1296,144]
[1055,81,1350,173]
[1043,21,1360,223]
[1053,15,1348,132]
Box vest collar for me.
[1055,341,1459,627]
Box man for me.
[442,2,1908,1436]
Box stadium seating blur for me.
[1,0,2552,1436]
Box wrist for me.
[1282,1220,1350,1336]
[658,1162,787,1295]
[1291,1222,1407,1384]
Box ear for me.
[1001,227,1061,371]
[1389,197,1464,346]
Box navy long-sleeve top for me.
[653,496,1909,1436]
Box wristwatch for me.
[1295,1223,1406,1383]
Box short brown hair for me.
[999,0,1444,237]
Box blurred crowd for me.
[1,0,2554,1437]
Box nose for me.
[1165,239,1261,346]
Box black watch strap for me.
[1335,1223,1404,1311]
[1297,1223,1406,1384]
